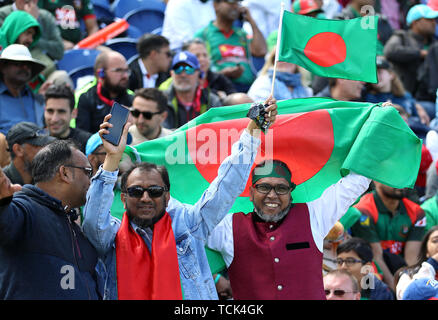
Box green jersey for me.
[351,191,426,256]
[38,0,95,44]
[194,21,255,86]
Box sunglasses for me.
[324,289,355,297]
[64,165,93,179]
[173,65,196,75]
[253,183,291,195]
[130,108,163,119]
[126,185,168,198]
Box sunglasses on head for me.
[324,289,354,297]
[126,185,168,198]
[130,108,163,119]
[173,65,196,75]
[253,183,291,195]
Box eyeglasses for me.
[107,68,132,76]
[336,258,365,267]
[253,183,291,195]
[173,65,196,75]
[130,109,163,119]
[324,289,355,297]
[64,165,93,178]
[126,185,168,198]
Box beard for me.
[104,79,128,96]
[254,202,292,223]
[126,196,167,229]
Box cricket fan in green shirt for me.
[193,0,267,93]
[351,181,426,291]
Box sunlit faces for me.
[44,97,74,138]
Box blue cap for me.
[171,51,200,70]
[406,4,438,26]
[403,278,438,300]
[85,132,133,156]
[85,132,103,156]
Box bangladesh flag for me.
[278,11,378,83]
[124,97,421,273]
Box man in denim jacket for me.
[82,97,277,299]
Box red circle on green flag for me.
[186,110,334,197]
[303,32,347,67]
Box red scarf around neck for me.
[115,212,183,300]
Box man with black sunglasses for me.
[207,159,371,299]
[128,88,172,145]
[81,96,278,300]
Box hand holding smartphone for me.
[102,102,130,146]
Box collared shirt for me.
[207,173,371,267]
[138,59,159,89]
[0,82,44,135]
[128,124,173,145]
[82,129,260,300]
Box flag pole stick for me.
[270,2,285,98]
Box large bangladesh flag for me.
[124,97,421,273]
[278,10,378,83]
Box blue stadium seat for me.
[56,49,100,88]
[123,7,165,35]
[104,37,138,61]
[114,0,165,19]
[91,0,114,22]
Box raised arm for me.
[81,115,132,255]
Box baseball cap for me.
[86,132,133,156]
[6,122,55,151]
[0,44,46,79]
[402,278,438,300]
[85,132,103,157]
[291,0,323,15]
[406,4,438,26]
[171,51,200,70]
[376,56,390,69]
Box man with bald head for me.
[76,50,134,134]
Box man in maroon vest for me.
[207,160,371,299]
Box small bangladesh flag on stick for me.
[277,10,378,83]
[124,97,421,273]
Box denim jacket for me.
[82,129,260,300]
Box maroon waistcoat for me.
[228,203,325,300]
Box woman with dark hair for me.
[396,225,438,299]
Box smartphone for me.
[102,102,130,146]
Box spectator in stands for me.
[0,132,10,167]
[3,121,55,185]
[396,225,438,299]
[350,181,427,290]
[363,56,431,139]
[384,4,438,118]
[38,0,99,50]
[44,83,91,153]
[241,0,291,40]
[128,88,172,145]
[323,270,361,300]
[317,77,364,102]
[247,46,312,102]
[182,38,236,101]
[128,34,171,92]
[85,132,105,175]
[0,44,46,134]
[0,139,100,299]
[162,0,216,51]
[0,0,64,73]
[76,50,134,134]
[335,0,393,55]
[194,0,267,93]
[162,51,221,129]
[336,237,395,300]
